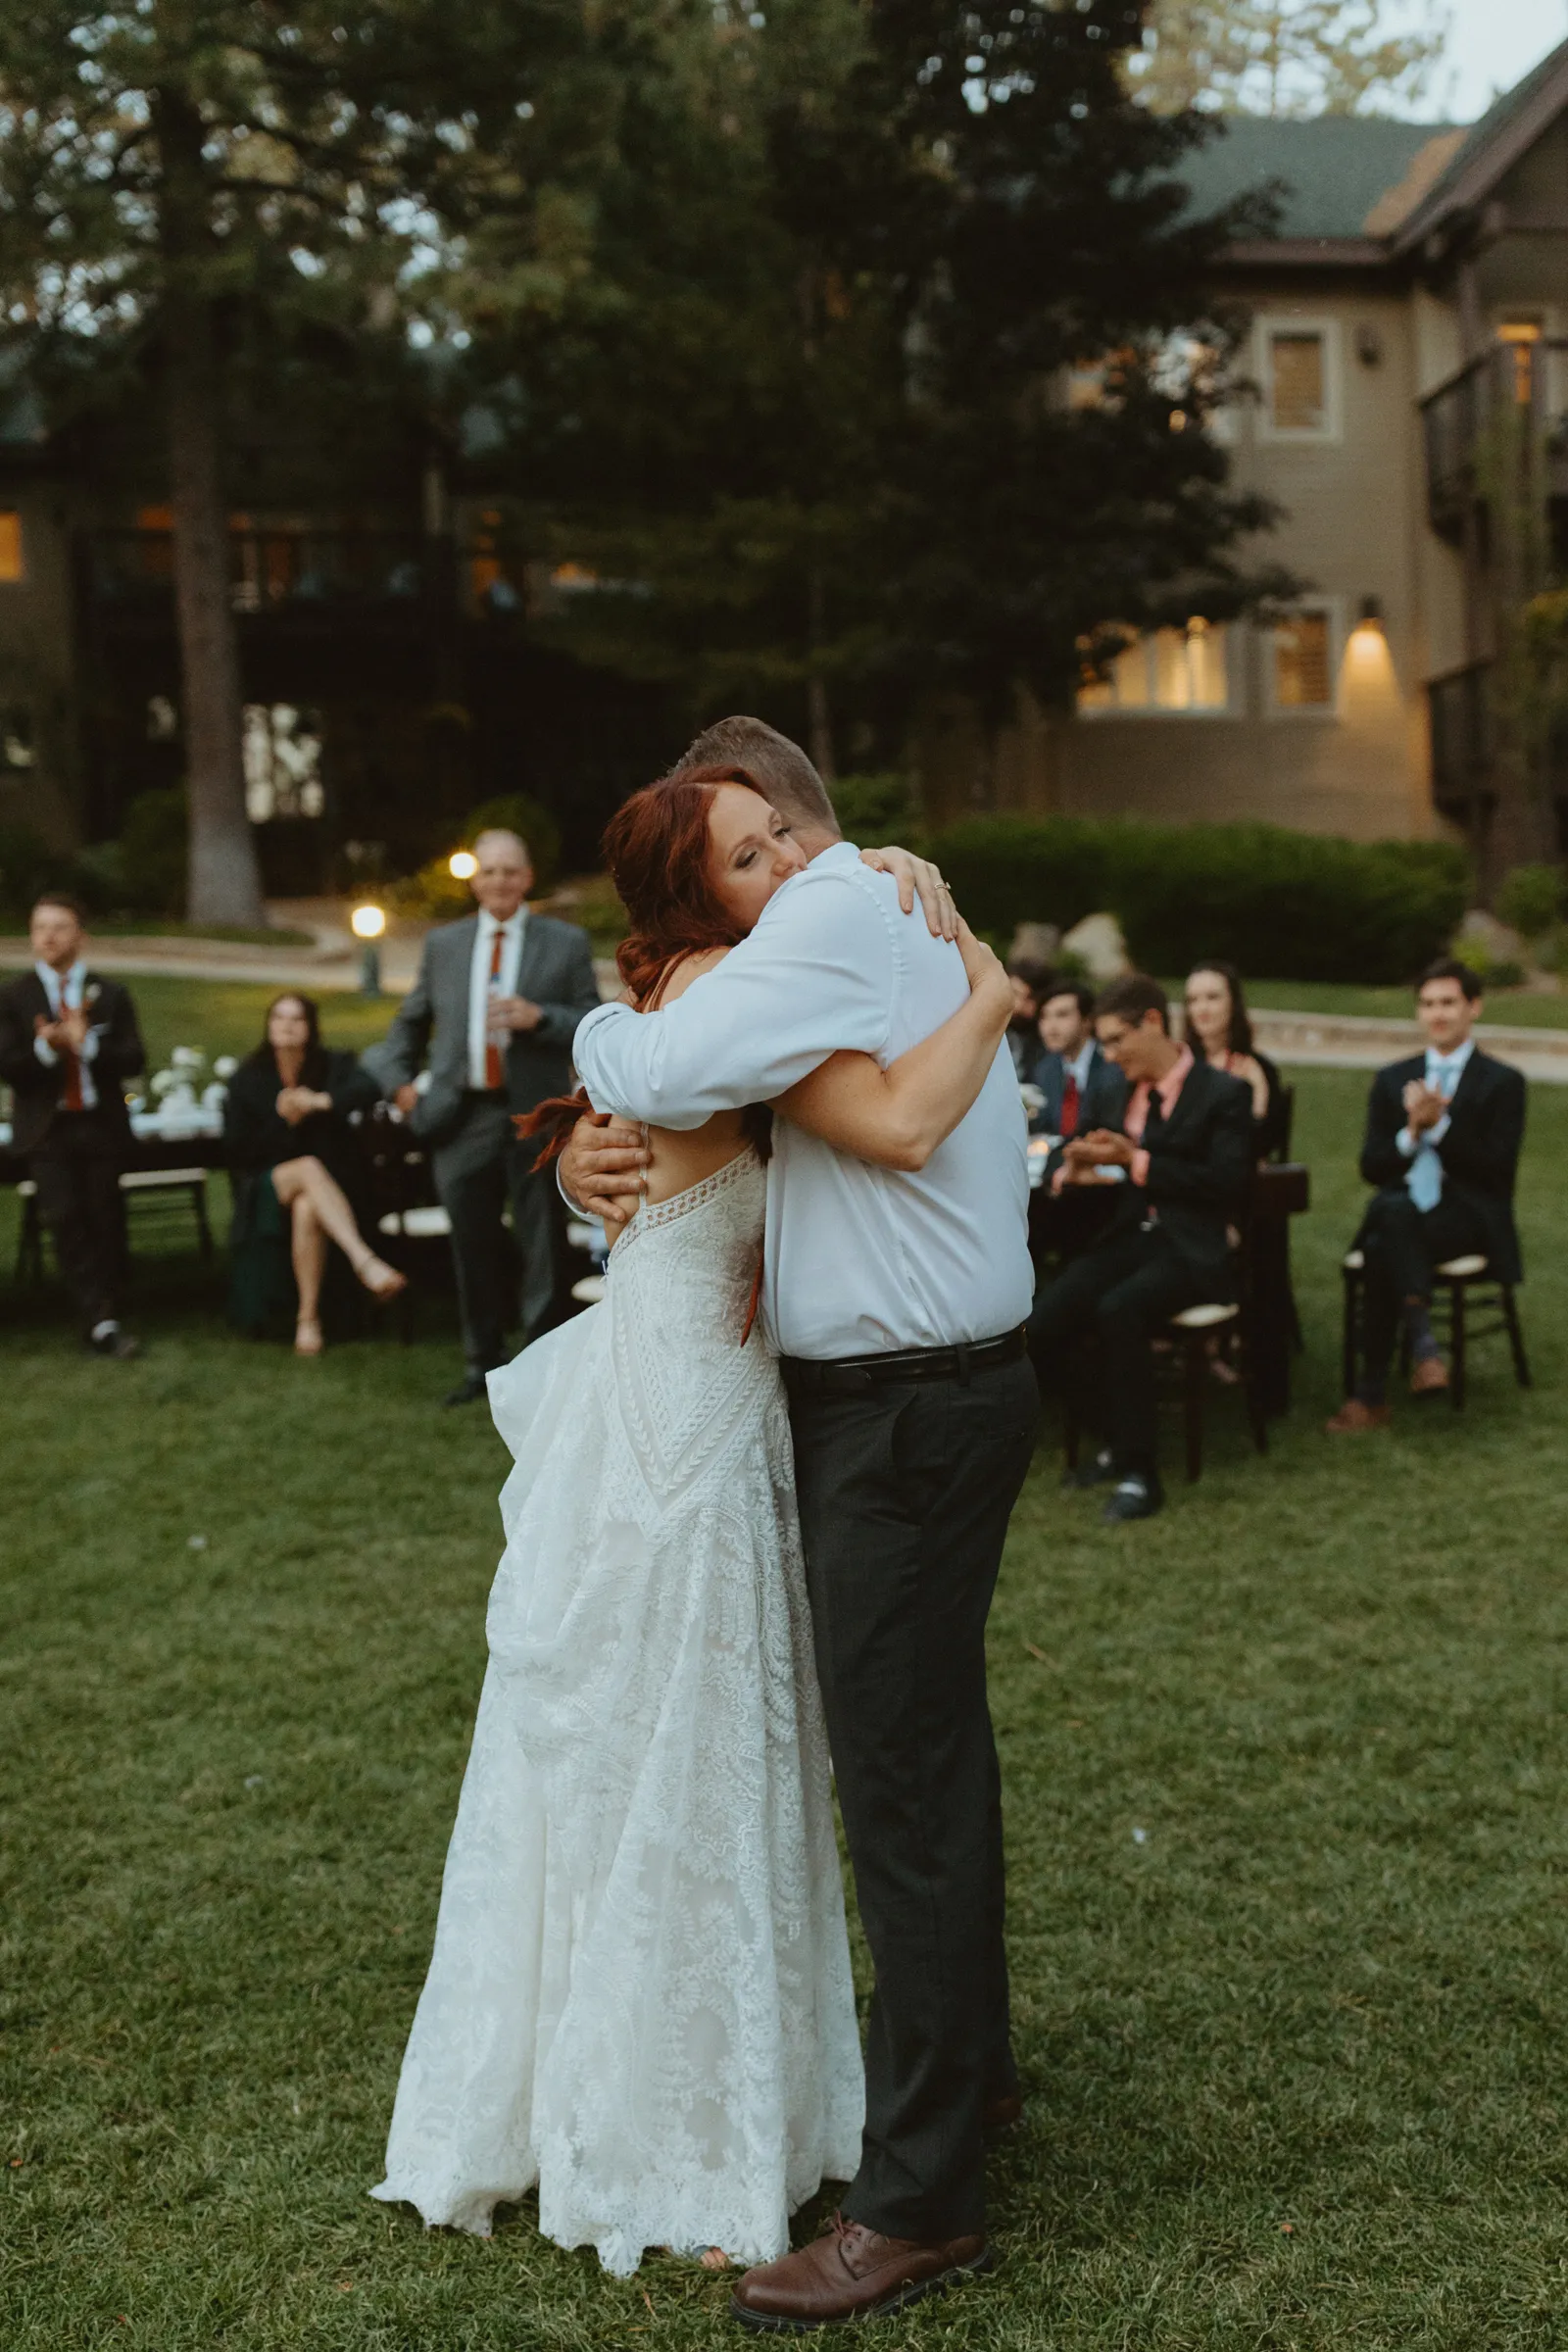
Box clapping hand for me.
[34,1004,90,1054]
[489,995,543,1035]
[1402,1078,1448,1135]
[275,1085,330,1125]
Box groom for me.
[561,717,1036,2329]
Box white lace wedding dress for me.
[371,1146,864,2277]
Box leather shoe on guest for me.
[1324,1398,1392,1435]
[731,2214,993,2333]
[442,1372,490,1408]
[1062,1447,1117,1491]
[1410,1354,1449,1397]
[1101,1472,1162,1523]
[982,2091,1023,2133]
[87,1327,141,1360]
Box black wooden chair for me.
[1341,1249,1531,1410]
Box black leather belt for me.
[780,1326,1028,1396]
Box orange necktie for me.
[484,927,505,1091]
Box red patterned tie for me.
[61,981,83,1110]
[1060,1071,1080,1138]
[484,927,505,1091]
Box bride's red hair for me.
[518,764,769,1166]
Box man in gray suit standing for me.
[364,828,602,1404]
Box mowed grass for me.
[3,999,1568,2348]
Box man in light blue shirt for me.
[1328,957,1526,1430]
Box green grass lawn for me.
[1233,979,1568,1031]
[4,998,1568,2348]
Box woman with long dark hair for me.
[1183,959,1288,1160]
[373,768,1014,2278]
[224,992,405,1352]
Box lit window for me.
[0,511,23,582]
[0,705,34,768]
[1497,318,1543,404]
[1273,610,1335,710]
[243,703,324,822]
[1078,619,1229,715]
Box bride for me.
[372,766,1014,2278]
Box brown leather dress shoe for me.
[1410,1354,1450,1396]
[982,2091,1023,2132]
[730,2213,993,2332]
[1324,1398,1392,1435]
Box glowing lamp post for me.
[449,848,478,881]
[351,902,387,997]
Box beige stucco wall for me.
[921,275,1474,843]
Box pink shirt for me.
[1124,1043,1194,1188]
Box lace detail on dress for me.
[371,1148,863,2277]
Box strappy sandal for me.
[357,1255,409,1302]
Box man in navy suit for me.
[1027,980,1128,1143]
[1328,958,1525,1431]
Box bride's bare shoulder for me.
[656,947,730,1005]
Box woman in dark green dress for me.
[225,993,406,1353]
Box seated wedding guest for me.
[1183,961,1288,1161]
[1005,956,1054,1077]
[1327,958,1525,1431]
[0,891,146,1358]
[224,992,406,1355]
[1025,977,1129,1265]
[1028,973,1251,1521]
[1029,979,1128,1139]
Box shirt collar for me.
[35,957,86,997]
[1067,1038,1096,1088]
[1153,1041,1194,1114]
[1426,1036,1474,1081]
[479,906,525,938]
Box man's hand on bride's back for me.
[858,846,958,941]
[561,1109,647,1228]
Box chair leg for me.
[1183,1333,1204,1484]
[193,1179,213,1263]
[1501,1288,1533,1389]
[1341,1268,1358,1400]
[1448,1279,1467,1410]
[19,1192,43,1283]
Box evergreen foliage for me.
[1130,0,1448,118]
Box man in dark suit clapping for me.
[1028,973,1251,1521]
[363,828,602,1405]
[1327,958,1525,1432]
[0,892,146,1357]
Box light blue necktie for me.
[1406,1055,1459,1211]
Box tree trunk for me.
[156,83,264,927]
[165,289,265,925]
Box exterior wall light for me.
[351,902,387,997]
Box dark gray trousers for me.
[430,1095,568,1371]
[786,1352,1038,2241]
[31,1110,126,1334]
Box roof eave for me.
[1392,43,1568,258]
[1219,236,1395,271]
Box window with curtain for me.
[1078,618,1230,715]
[1272,610,1335,710]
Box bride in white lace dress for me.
[372,769,1013,2278]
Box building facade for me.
[920,46,1568,869]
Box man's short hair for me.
[1005,957,1054,1004]
[1043,978,1095,1021]
[473,827,531,863]
[1417,956,1483,1002]
[31,889,87,925]
[1093,972,1169,1031]
[674,717,838,836]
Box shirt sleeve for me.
[573,870,898,1129]
[79,1031,100,1064]
[33,1035,58,1068]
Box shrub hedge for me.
[931,816,1470,985]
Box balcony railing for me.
[83,528,453,615]
[1421,340,1568,545]
[1428,660,1494,814]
